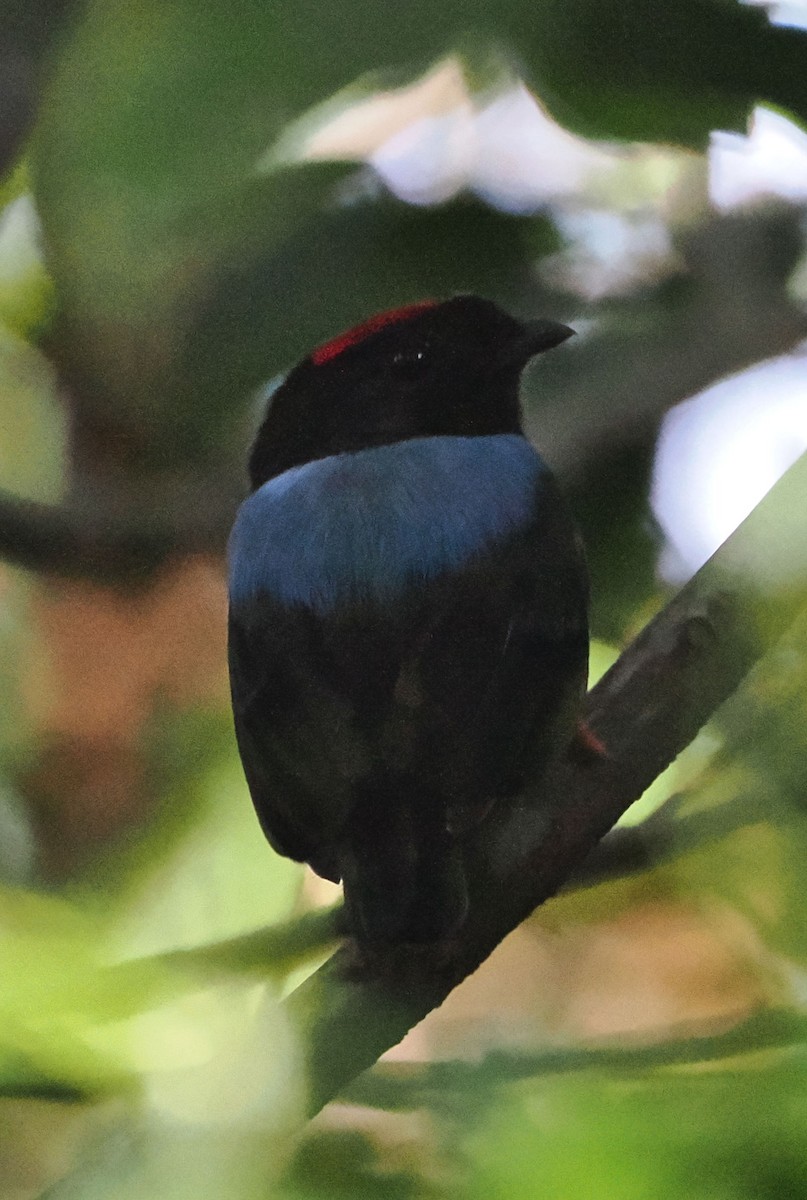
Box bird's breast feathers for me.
[228,434,546,613]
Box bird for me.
[227,295,589,945]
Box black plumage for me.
[228,296,588,943]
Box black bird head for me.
[248,295,573,489]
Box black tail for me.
[338,784,468,944]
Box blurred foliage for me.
[460,1059,807,1200]
[0,0,806,1196]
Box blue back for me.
[228,434,546,614]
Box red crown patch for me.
[311,301,437,366]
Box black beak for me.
[503,318,574,370]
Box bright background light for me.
[651,348,807,580]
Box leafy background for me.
[1,0,807,1196]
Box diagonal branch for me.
[285,451,807,1116]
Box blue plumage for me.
[228,434,546,614]
[227,296,588,944]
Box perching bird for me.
[227,295,588,944]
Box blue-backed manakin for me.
[228,296,588,944]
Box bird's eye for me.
[390,345,430,380]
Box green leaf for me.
[667,617,807,970]
[519,0,807,148]
[16,981,304,1200]
[0,886,138,1093]
[183,198,557,430]
[0,0,81,180]
[33,130,352,459]
[465,1056,807,1200]
[65,712,303,959]
[34,6,366,454]
[32,0,807,478]
[0,324,63,500]
[104,753,303,962]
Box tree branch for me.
[284,451,807,1116]
[564,788,774,889]
[0,487,235,583]
[113,904,343,1001]
[342,1008,807,1113]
